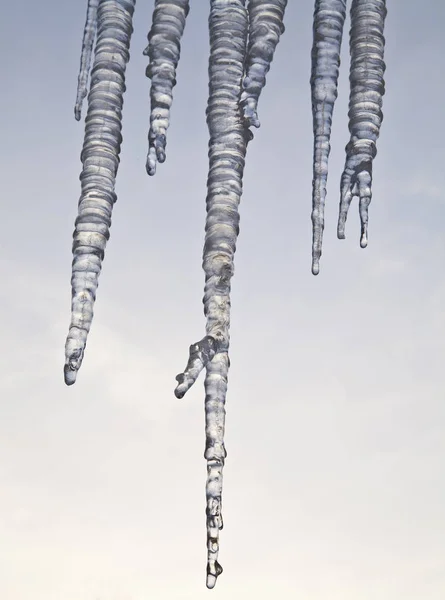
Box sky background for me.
[1,1,444,598]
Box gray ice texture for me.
[65,0,136,385]
[241,0,288,128]
[338,0,387,248]
[310,0,387,274]
[310,0,347,275]
[144,0,190,175]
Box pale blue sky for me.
[0,1,444,598]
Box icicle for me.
[143,0,190,176]
[337,0,387,247]
[310,0,346,275]
[64,0,136,385]
[75,0,100,121]
[175,0,249,587]
[204,351,228,589]
[240,0,288,128]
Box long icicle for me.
[143,0,190,176]
[174,0,249,587]
[75,0,100,121]
[64,0,136,385]
[240,0,288,128]
[310,0,346,275]
[337,0,387,247]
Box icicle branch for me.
[175,0,249,587]
[337,0,387,247]
[64,0,136,385]
[310,0,346,275]
[75,0,100,121]
[174,335,218,399]
[143,0,190,175]
[240,0,288,128]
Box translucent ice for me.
[310,0,346,275]
[75,0,99,121]
[143,0,190,175]
[65,0,136,385]
[337,0,387,247]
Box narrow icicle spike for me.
[144,0,190,176]
[240,0,288,128]
[64,0,136,385]
[205,351,228,590]
[310,0,347,275]
[175,0,249,587]
[337,0,387,247]
[75,0,100,121]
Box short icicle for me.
[240,0,288,128]
[64,0,136,385]
[337,0,387,247]
[310,0,347,275]
[174,0,249,587]
[75,0,100,121]
[144,0,190,175]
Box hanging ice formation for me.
[174,0,287,587]
[64,0,387,588]
[144,0,190,175]
[311,0,387,274]
[65,0,136,386]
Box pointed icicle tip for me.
[206,561,223,589]
[312,260,320,276]
[63,344,84,386]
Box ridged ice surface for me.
[240,0,287,128]
[143,0,190,175]
[337,0,387,247]
[64,0,135,385]
[175,0,249,588]
[310,0,346,275]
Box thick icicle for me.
[64,0,136,385]
[143,0,190,176]
[337,0,387,247]
[310,0,346,275]
[75,0,100,121]
[240,0,288,128]
[174,0,249,587]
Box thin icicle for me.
[75,0,100,121]
[143,0,190,176]
[204,351,228,589]
[240,0,288,128]
[175,0,249,587]
[310,0,346,275]
[64,0,136,385]
[337,0,387,247]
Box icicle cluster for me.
[240,0,288,128]
[338,0,387,247]
[143,0,190,175]
[310,0,386,273]
[310,0,346,275]
[65,0,388,589]
[64,0,136,385]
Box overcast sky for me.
[1,1,444,598]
